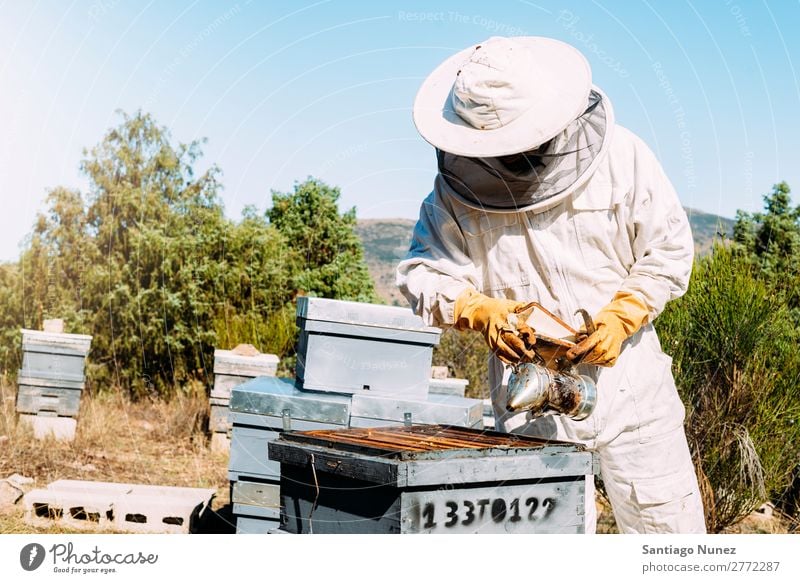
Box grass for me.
[0,379,233,534]
[0,378,792,534]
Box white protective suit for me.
[397,124,706,534]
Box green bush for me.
[657,243,800,531]
[432,328,491,400]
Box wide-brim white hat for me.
[413,36,592,157]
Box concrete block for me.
[23,480,215,533]
[210,432,230,454]
[209,403,231,433]
[24,488,116,529]
[18,414,77,441]
[114,492,211,534]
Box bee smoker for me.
[506,362,597,421]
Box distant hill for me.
[684,207,735,253]
[356,218,417,306]
[356,208,734,305]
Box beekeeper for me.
[397,36,706,534]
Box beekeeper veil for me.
[412,36,615,213]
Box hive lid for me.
[21,329,92,352]
[296,297,440,333]
[229,376,351,425]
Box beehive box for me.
[227,377,485,534]
[209,349,279,452]
[15,376,84,417]
[270,425,596,534]
[211,350,279,400]
[232,480,281,534]
[228,376,350,532]
[20,329,92,383]
[348,393,482,429]
[295,297,440,399]
[17,330,92,442]
[428,377,469,398]
[228,377,351,482]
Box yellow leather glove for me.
[453,288,536,365]
[566,292,650,367]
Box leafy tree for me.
[76,111,227,395]
[268,178,378,303]
[733,182,800,336]
[0,113,378,396]
[211,206,297,359]
[19,187,94,333]
[0,262,22,376]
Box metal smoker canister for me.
[506,363,597,421]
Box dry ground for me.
[0,379,233,534]
[0,379,792,534]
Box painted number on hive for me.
[420,496,555,529]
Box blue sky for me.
[1,0,798,261]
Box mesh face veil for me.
[437,90,609,212]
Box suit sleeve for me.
[619,136,695,320]
[396,190,480,327]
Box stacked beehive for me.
[209,347,279,453]
[228,298,485,534]
[270,426,596,534]
[228,377,351,533]
[16,328,92,441]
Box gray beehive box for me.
[209,349,279,450]
[270,425,596,534]
[211,349,279,400]
[295,297,441,399]
[16,376,84,417]
[227,375,485,534]
[228,376,351,533]
[17,330,92,440]
[20,329,92,383]
[228,377,351,482]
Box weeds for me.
[0,381,230,533]
[657,243,800,532]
